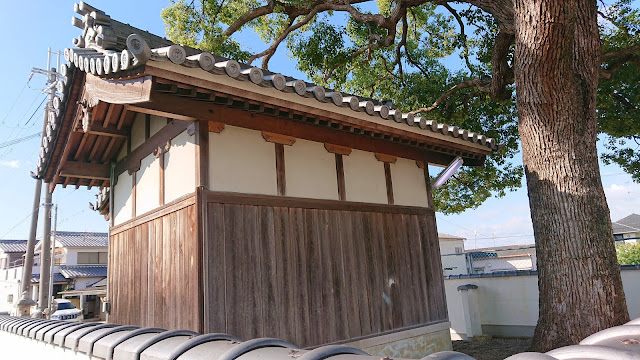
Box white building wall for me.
[165,130,196,203]
[391,158,429,207]
[343,149,387,204]
[113,170,133,225]
[135,154,161,216]
[130,113,146,150]
[209,126,277,195]
[284,139,338,200]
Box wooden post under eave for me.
[195,120,209,188]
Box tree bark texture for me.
[513,0,629,351]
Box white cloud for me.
[0,160,19,168]
[604,182,640,221]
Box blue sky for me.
[0,1,637,250]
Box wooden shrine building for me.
[37,2,499,355]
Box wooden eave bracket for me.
[59,161,110,181]
[324,143,352,156]
[262,131,296,146]
[208,121,225,133]
[375,153,397,163]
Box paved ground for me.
[452,337,533,360]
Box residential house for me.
[466,244,537,274]
[438,233,468,276]
[0,231,107,318]
[31,3,500,356]
[613,213,640,243]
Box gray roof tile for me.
[0,240,28,253]
[58,265,107,278]
[53,231,108,248]
[612,213,640,235]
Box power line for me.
[0,205,42,240]
[0,75,32,126]
[0,132,41,149]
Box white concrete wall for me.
[165,130,196,203]
[284,139,338,200]
[209,126,277,195]
[439,239,465,255]
[343,149,387,204]
[149,115,165,137]
[390,157,429,207]
[445,268,640,339]
[135,154,160,216]
[113,170,133,225]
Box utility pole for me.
[26,48,59,319]
[47,204,58,315]
[17,48,58,316]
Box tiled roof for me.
[54,231,108,248]
[34,2,500,179]
[0,240,28,253]
[612,213,640,235]
[58,265,107,278]
[31,273,68,283]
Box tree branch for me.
[409,78,490,114]
[442,3,474,73]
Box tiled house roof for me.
[58,265,107,278]
[54,231,108,248]
[612,213,640,235]
[0,240,28,253]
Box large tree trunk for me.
[513,0,629,352]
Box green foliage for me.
[616,242,640,265]
[598,0,640,181]
[161,0,638,214]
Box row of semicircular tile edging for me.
[64,37,498,151]
[1,316,640,360]
[38,38,498,179]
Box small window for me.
[77,252,108,265]
[7,294,13,303]
[455,247,463,254]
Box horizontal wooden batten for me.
[59,161,110,180]
[206,191,434,215]
[110,192,196,235]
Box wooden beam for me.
[262,131,296,146]
[131,171,137,218]
[159,152,165,205]
[87,122,128,138]
[195,120,209,187]
[131,93,469,166]
[115,119,191,177]
[275,143,286,196]
[145,114,151,140]
[85,74,152,105]
[384,162,394,205]
[59,161,110,180]
[116,108,135,130]
[144,65,493,156]
[103,103,124,128]
[335,154,346,201]
[424,167,435,209]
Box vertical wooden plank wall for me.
[205,194,446,348]
[108,201,202,332]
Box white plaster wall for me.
[444,269,640,338]
[391,157,429,207]
[149,115,166,137]
[209,126,277,195]
[135,154,160,216]
[130,113,146,150]
[165,130,196,203]
[343,149,387,204]
[113,170,133,225]
[284,139,338,200]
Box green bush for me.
[616,242,640,265]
